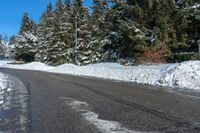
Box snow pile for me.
[50,61,200,91]
[0,61,11,67]
[50,63,167,86]
[0,60,200,91]
[5,62,55,71]
[0,73,9,106]
[157,61,200,90]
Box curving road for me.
[0,68,200,133]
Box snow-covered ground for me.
[0,60,200,91]
[0,72,10,107]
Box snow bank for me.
[0,61,11,67]
[51,61,200,91]
[157,61,200,90]
[1,62,55,71]
[50,63,168,86]
[0,73,9,106]
[0,60,200,91]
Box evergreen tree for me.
[14,13,38,62]
[89,0,109,63]
[72,0,94,65]
[146,0,188,51]
[19,13,37,35]
[36,3,56,64]
[91,0,127,61]
[0,35,7,59]
[184,0,200,52]
[99,1,150,60]
[14,0,200,65]
[51,0,75,65]
[51,0,72,65]
[36,1,75,65]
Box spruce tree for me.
[36,1,75,65]
[0,35,7,59]
[14,13,38,62]
[184,0,200,52]
[86,0,108,63]
[19,13,36,34]
[52,0,69,65]
[99,0,149,60]
[36,3,56,64]
[52,0,75,65]
[72,0,92,65]
[93,0,127,61]
[14,0,200,64]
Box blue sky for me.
[0,0,92,37]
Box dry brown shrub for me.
[138,49,170,63]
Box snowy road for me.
[0,68,200,133]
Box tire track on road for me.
[70,81,200,132]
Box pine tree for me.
[14,0,200,65]
[0,35,7,59]
[184,0,200,52]
[66,0,96,65]
[62,1,76,63]
[14,13,38,62]
[91,0,128,62]
[19,13,37,34]
[95,0,189,63]
[36,3,55,64]
[36,1,75,65]
[51,0,75,65]
[99,0,149,60]
[85,0,108,63]
[51,0,70,65]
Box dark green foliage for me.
[185,2,200,53]
[14,49,35,62]
[14,0,200,64]
[36,3,55,64]
[99,0,199,62]
[36,2,76,65]
[19,13,37,34]
[167,52,199,62]
[14,13,38,62]
[0,35,6,59]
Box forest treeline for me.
[11,0,200,65]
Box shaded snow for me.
[0,61,200,91]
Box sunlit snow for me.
[0,73,10,107]
[0,60,200,91]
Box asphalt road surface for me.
[0,68,200,133]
